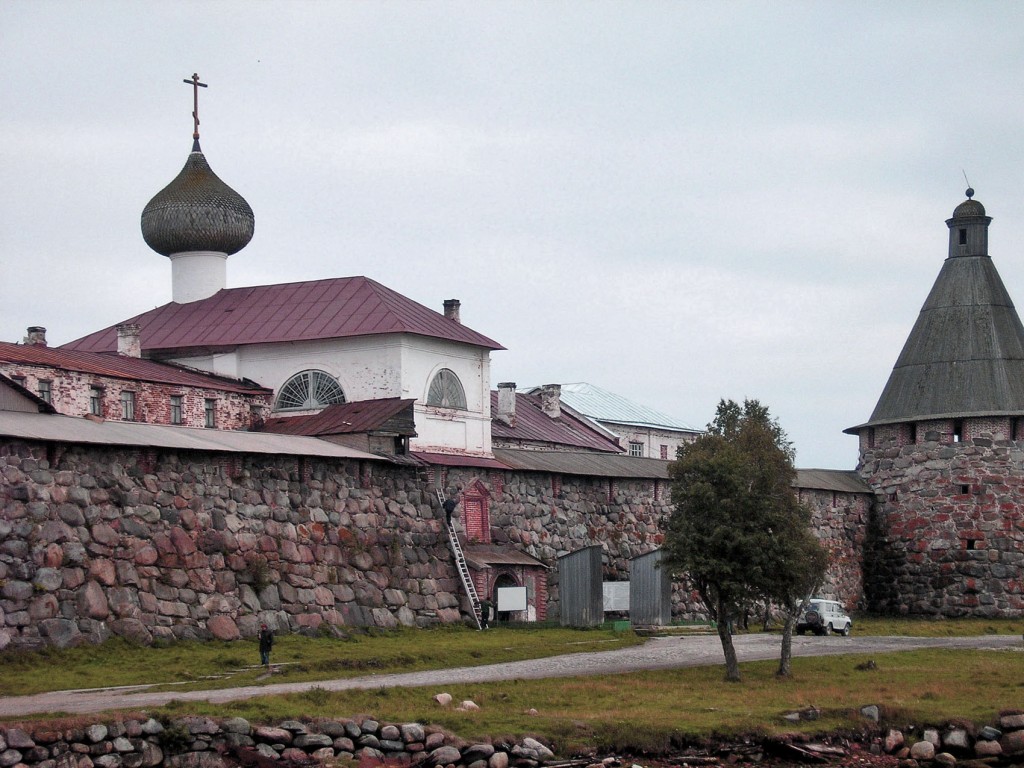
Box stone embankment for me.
[870,710,1024,766]
[0,714,554,768]
[3,709,1024,768]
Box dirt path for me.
[1,633,1019,718]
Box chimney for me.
[23,327,47,347]
[116,323,142,358]
[496,382,517,427]
[538,383,562,419]
[443,299,461,324]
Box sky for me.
[3,2,1024,470]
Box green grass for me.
[0,625,642,697]
[3,622,1023,756]
[153,648,1024,755]
[850,615,1024,637]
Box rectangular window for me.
[38,380,52,403]
[959,228,967,245]
[89,386,103,416]
[120,391,135,421]
[170,395,183,425]
[629,441,643,457]
[660,444,669,460]
[11,375,25,387]
[204,399,216,428]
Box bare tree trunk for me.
[715,598,741,682]
[777,611,796,677]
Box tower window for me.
[427,368,467,409]
[959,228,967,245]
[276,370,346,411]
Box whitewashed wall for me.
[168,333,493,455]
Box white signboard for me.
[497,586,527,612]
[603,581,630,611]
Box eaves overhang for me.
[843,408,1024,435]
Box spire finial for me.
[182,73,208,141]
[962,170,974,199]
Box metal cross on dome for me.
[182,73,208,140]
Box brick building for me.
[0,329,272,431]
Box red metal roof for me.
[0,342,271,394]
[409,451,511,470]
[258,398,415,436]
[63,277,504,354]
[490,391,624,453]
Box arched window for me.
[275,370,346,411]
[427,368,466,409]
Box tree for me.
[766,521,828,676]
[662,398,825,682]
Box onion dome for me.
[141,139,255,257]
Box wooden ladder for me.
[437,486,482,630]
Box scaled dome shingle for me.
[141,143,255,257]
[952,197,987,219]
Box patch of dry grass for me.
[148,648,1024,755]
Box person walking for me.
[478,598,493,630]
[258,623,274,667]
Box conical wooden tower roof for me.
[848,192,1024,431]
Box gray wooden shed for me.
[557,545,604,627]
[629,548,672,626]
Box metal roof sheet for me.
[62,277,504,354]
[490,391,625,453]
[853,254,1024,430]
[463,544,548,569]
[0,342,271,394]
[408,451,511,470]
[492,447,670,479]
[526,382,700,432]
[259,398,416,436]
[0,410,383,461]
[794,468,872,494]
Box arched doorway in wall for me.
[492,572,520,623]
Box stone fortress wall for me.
[0,436,872,649]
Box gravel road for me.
[1,633,1019,718]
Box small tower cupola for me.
[946,187,991,259]
[140,74,254,304]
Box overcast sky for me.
[3,2,1024,469]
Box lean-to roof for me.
[0,409,384,460]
